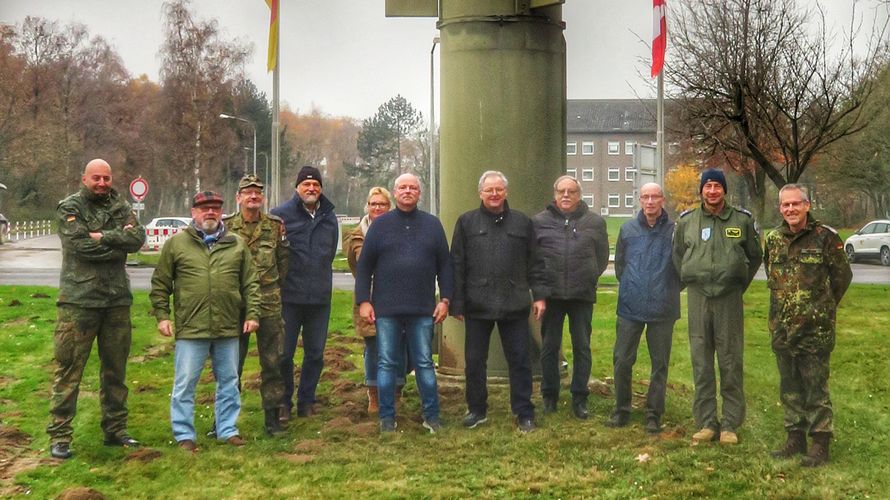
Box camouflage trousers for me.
[238,314,285,411]
[47,305,132,444]
[775,349,832,435]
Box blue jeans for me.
[280,303,331,411]
[364,336,408,387]
[376,315,439,421]
[171,338,240,442]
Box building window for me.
[567,142,577,155]
[582,195,594,207]
[608,194,620,207]
[608,167,620,181]
[608,141,620,155]
[581,141,594,155]
[625,141,635,155]
[566,168,577,179]
[625,194,635,207]
[625,168,636,182]
[582,169,594,181]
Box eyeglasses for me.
[481,187,506,195]
[368,202,390,208]
[780,200,806,209]
[555,188,580,196]
[640,194,663,201]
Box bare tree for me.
[667,0,888,217]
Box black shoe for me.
[103,434,140,448]
[279,406,292,423]
[645,417,662,435]
[542,398,558,414]
[296,404,317,418]
[380,418,397,433]
[517,417,536,433]
[572,401,589,420]
[50,442,72,459]
[462,412,488,429]
[605,413,630,428]
[265,409,287,437]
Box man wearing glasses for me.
[451,171,547,433]
[533,175,609,420]
[607,183,680,434]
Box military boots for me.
[770,430,807,458]
[801,433,831,467]
[265,409,287,437]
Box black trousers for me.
[464,316,534,419]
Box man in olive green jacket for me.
[150,191,261,452]
[224,174,289,437]
[47,159,146,460]
[672,169,761,445]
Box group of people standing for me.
[46,159,851,469]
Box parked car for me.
[0,213,8,244]
[145,216,192,232]
[844,219,890,266]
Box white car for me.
[145,216,192,232]
[844,219,890,266]
[143,216,191,251]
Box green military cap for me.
[238,174,264,191]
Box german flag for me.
[266,0,279,71]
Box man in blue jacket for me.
[271,166,338,422]
[607,183,680,434]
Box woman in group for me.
[343,186,406,413]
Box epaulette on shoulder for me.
[736,207,753,217]
[222,213,236,221]
[266,213,283,223]
[820,223,839,235]
[679,208,694,218]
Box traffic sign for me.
[132,202,145,210]
[130,177,149,202]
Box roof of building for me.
[567,99,656,134]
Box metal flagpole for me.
[656,72,664,185]
[271,4,281,207]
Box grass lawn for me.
[1,281,888,498]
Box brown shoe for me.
[692,428,717,443]
[178,439,197,452]
[719,431,739,445]
[771,430,807,458]
[801,433,830,467]
[367,387,379,414]
[226,435,246,447]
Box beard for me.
[200,218,220,233]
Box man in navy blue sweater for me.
[354,173,454,434]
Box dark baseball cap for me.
[192,190,224,207]
[238,174,264,191]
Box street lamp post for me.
[219,113,257,175]
[430,36,440,216]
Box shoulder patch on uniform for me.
[679,209,694,218]
[736,207,753,217]
[266,213,283,223]
[222,213,235,221]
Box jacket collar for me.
[699,202,733,221]
[478,199,510,221]
[546,200,588,220]
[636,208,669,228]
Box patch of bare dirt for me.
[30,293,51,299]
[0,425,56,486]
[332,336,363,345]
[241,373,262,391]
[124,448,162,464]
[281,453,314,464]
[196,393,215,405]
[7,299,22,307]
[293,438,324,453]
[658,426,686,441]
[199,372,216,384]
[134,384,158,394]
[330,380,362,396]
[353,421,378,437]
[588,379,612,397]
[0,376,16,389]
[323,416,356,433]
[130,343,173,363]
[55,486,105,499]
[1,318,28,328]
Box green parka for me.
[56,187,145,307]
[150,225,261,340]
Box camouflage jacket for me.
[764,215,852,354]
[56,187,145,307]
[672,203,761,297]
[224,211,289,317]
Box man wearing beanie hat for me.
[270,165,338,422]
[672,168,762,445]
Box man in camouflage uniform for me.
[672,168,761,445]
[764,184,852,467]
[223,174,289,437]
[47,159,146,459]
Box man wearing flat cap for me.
[150,190,261,452]
[672,169,762,445]
[271,166,338,421]
[222,174,289,437]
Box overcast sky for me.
[1,0,885,120]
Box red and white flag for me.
[652,0,667,77]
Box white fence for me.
[0,219,53,243]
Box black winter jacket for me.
[533,201,609,303]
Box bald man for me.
[47,159,146,459]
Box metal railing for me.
[0,219,54,243]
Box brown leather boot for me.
[771,430,807,458]
[801,433,830,467]
[367,387,379,414]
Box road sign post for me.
[129,177,149,221]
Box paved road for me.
[3,234,890,288]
